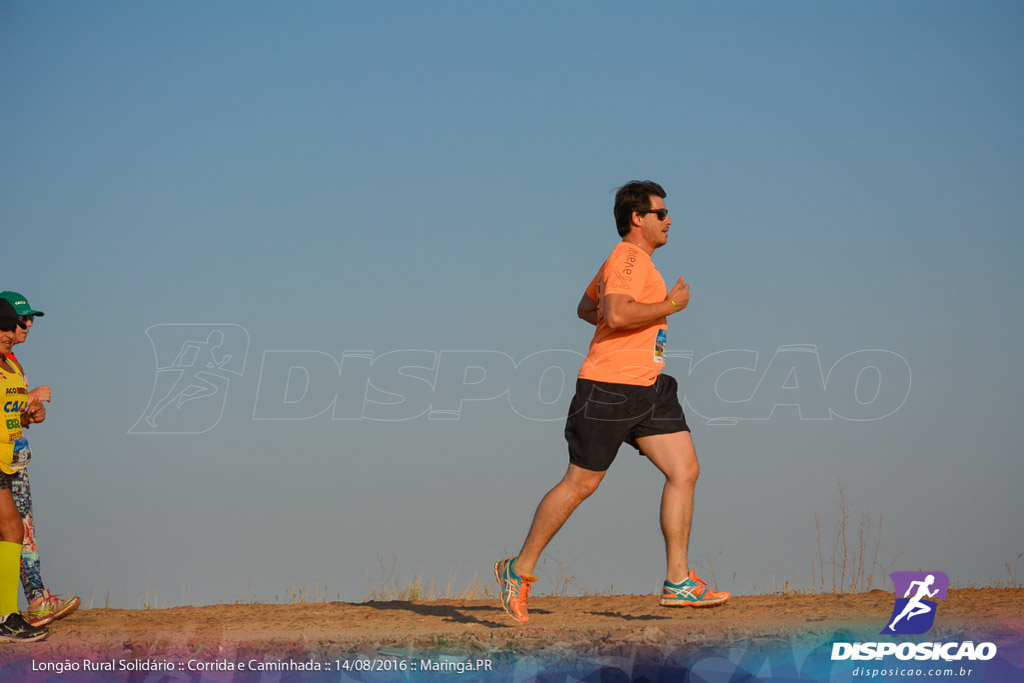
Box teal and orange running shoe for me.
[494,557,537,623]
[660,570,730,608]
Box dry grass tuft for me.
[810,480,901,594]
[361,553,494,601]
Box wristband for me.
[668,297,677,312]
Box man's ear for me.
[628,210,644,231]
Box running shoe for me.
[494,557,537,623]
[0,613,49,643]
[24,590,81,627]
[659,570,730,608]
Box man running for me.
[0,291,80,628]
[495,180,729,623]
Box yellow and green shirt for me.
[1,359,31,474]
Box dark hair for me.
[0,299,20,332]
[613,180,666,237]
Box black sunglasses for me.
[19,315,34,324]
[640,208,669,221]
[0,322,23,333]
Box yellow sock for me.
[0,541,21,616]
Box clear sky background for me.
[1,1,1021,608]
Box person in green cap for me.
[0,298,48,641]
[0,291,80,628]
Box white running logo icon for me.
[889,574,939,631]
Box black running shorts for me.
[564,374,690,472]
[0,470,12,491]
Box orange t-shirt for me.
[578,241,668,386]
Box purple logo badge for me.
[880,571,949,635]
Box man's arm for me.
[603,277,690,330]
[577,292,599,326]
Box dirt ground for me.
[3,588,1021,666]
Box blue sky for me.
[1,1,1022,607]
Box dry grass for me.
[809,480,901,594]
[1006,552,1023,588]
[537,552,585,597]
[360,553,494,601]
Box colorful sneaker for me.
[0,613,49,642]
[659,570,730,608]
[494,557,537,623]
[24,591,81,627]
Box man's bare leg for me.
[635,431,699,584]
[514,464,605,576]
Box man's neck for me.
[622,234,655,256]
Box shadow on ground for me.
[363,600,548,629]
[586,611,671,621]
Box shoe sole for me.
[23,613,56,627]
[0,629,49,643]
[659,596,729,608]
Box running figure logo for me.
[130,324,249,434]
[880,570,949,635]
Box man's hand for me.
[21,403,46,427]
[667,277,690,311]
[27,385,51,406]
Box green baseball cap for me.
[0,291,44,317]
